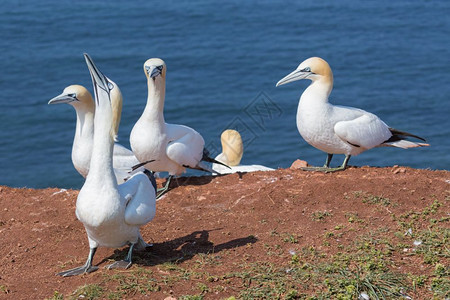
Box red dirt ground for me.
[0,166,448,299]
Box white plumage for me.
[276,57,428,171]
[48,84,143,183]
[130,58,225,195]
[212,129,274,174]
[57,54,156,277]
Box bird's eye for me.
[108,82,114,90]
[68,93,77,98]
[157,65,163,71]
[302,67,311,72]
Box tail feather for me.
[383,140,430,149]
[382,128,429,149]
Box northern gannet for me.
[48,84,143,183]
[276,57,429,171]
[212,129,274,174]
[57,54,157,277]
[130,58,228,196]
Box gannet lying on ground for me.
[57,54,157,277]
[212,129,274,174]
[276,57,429,172]
[48,84,143,183]
[130,58,228,197]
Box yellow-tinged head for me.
[276,57,333,88]
[143,58,166,80]
[221,129,244,166]
[48,85,94,111]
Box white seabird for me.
[212,129,274,174]
[130,58,228,196]
[276,57,429,171]
[57,53,157,277]
[48,84,144,183]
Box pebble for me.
[290,159,309,169]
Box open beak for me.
[48,93,78,105]
[276,69,311,87]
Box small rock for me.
[290,159,309,169]
[197,196,206,201]
[392,166,407,174]
[164,297,177,300]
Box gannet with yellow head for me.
[48,82,143,183]
[130,58,229,197]
[57,54,157,277]
[276,57,429,171]
[212,129,274,174]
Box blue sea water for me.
[0,0,449,189]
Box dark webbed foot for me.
[57,247,98,277]
[57,265,98,277]
[105,243,135,270]
[156,175,172,199]
[301,154,350,173]
[105,260,132,270]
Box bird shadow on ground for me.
[99,229,258,267]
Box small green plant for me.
[46,291,63,300]
[353,191,391,206]
[71,284,104,300]
[179,295,204,300]
[311,210,333,221]
[282,233,300,243]
[0,285,9,294]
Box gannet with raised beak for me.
[48,84,143,183]
[212,129,274,174]
[276,57,429,171]
[57,54,157,277]
[130,58,228,196]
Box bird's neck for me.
[143,78,166,123]
[301,78,333,105]
[74,106,95,145]
[86,93,116,186]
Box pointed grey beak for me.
[48,93,78,105]
[145,65,162,78]
[84,53,110,93]
[276,69,311,87]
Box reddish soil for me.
[0,166,448,299]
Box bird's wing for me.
[119,172,156,226]
[333,108,392,149]
[112,143,144,183]
[165,124,205,168]
[113,143,141,168]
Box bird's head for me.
[84,53,118,141]
[143,58,166,82]
[48,85,94,112]
[276,57,333,87]
[220,129,244,166]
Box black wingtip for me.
[131,159,155,172]
[388,128,426,142]
[202,149,231,169]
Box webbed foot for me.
[57,247,98,277]
[57,265,98,277]
[105,260,132,270]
